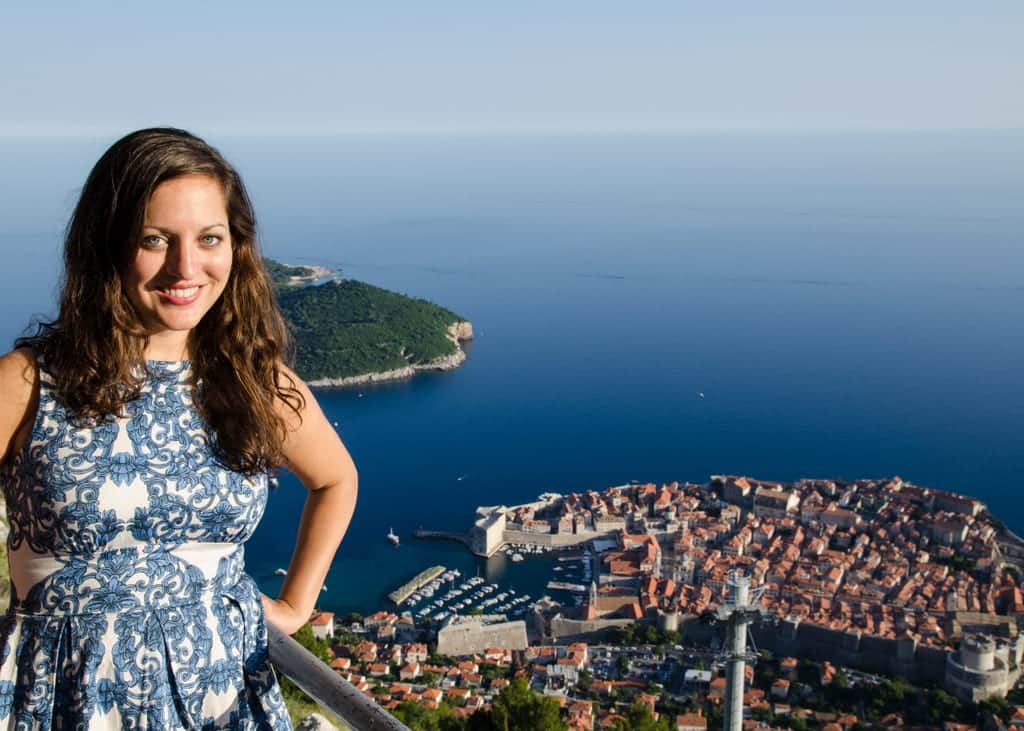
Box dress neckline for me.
[143,359,192,381]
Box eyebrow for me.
[142,223,229,234]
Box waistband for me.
[6,541,247,616]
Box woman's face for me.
[123,174,233,359]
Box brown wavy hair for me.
[17,127,303,474]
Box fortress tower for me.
[945,633,1022,702]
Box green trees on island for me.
[264,259,467,382]
[264,259,315,288]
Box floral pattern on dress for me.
[0,359,292,730]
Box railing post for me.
[267,624,412,731]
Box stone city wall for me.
[501,528,613,549]
[549,616,634,644]
[676,614,949,684]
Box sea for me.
[0,130,1021,616]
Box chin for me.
[152,312,210,335]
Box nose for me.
[165,240,195,279]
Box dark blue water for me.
[1,131,1021,614]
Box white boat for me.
[511,553,524,562]
[274,568,287,576]
[387,528,400,546]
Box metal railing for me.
[267,625,411,731]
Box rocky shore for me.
[307,320,474,389]
[287,265,336,286]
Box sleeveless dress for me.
[0,359,293,730]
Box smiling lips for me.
[156,285,203,305]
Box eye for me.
[201,234,223,247]
[140,235,166,249]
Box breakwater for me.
[387,565,445,606]
[413,528,473,550]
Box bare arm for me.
[261,366,358,635]
[0,349,39,465]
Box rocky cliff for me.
[306,320,473,388]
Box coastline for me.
[286,264,336,286]
[307,320,474,389]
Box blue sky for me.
[1,1,1021,136]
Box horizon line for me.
[1,124,1023,140]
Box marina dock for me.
[547,581,587,592]
[388,565,446,606]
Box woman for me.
[0,128,358,729]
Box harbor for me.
[376,534,598,629]
[403,569,536,624]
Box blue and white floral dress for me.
[0,358,292,729]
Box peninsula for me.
[326,475,1024,729]
[265,258,473,387]
[463,475,1024,693]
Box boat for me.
[274,568,287,576]
[387,527,400,546]
[511,553,524,562]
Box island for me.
[265,258,473,387]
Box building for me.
[676,710,708,730]
[436,618,528,657]
[753,487,800,519]
[399,662,422,681]
[308,611,335,641]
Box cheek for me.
[123,253,160,290]
[216,251,233,282]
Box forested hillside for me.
[265,259,470,383]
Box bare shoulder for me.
[0,348,37,401]
[276,362,313,399]
[0,347,39,462]
[275,362,317,427]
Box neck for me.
[143,333,191,362]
